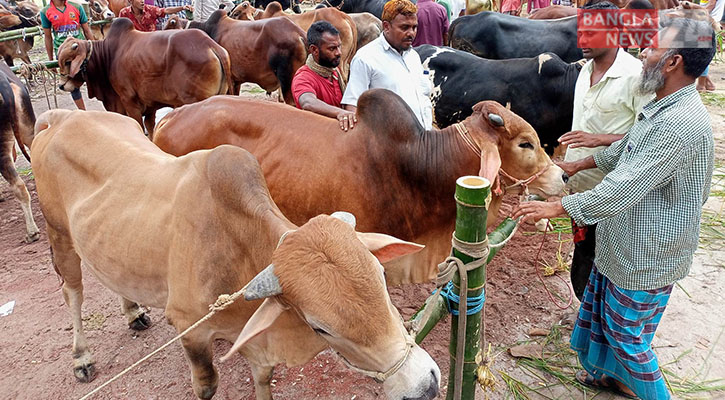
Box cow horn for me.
[331,211,356,228]
[488,113,504,127]
[244,264,282,301]
[71,42,78,50]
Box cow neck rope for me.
[453,122,553,196]
[337,334,416,383]
[77,231,295,400]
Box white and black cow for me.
[448,12,583,63]
[417,45,581,154]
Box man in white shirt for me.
[558,1,653,300]
[342,0,434,130]
[193,0,234,22]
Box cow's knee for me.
[180,337,218,399]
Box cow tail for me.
[212,46,234,95]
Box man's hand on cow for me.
[555,160,579,179]
[558,130,602,149]
[337,110,357,132]
[512,200,567,224]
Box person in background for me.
[697,0,722,91]
[154,0,194,29]
[292,21,357,131]
[342,0,434,130]
[193,0,234,22]
[560,0,653,300]
[120,0,193,31]
[41,0,94,110]
[412,0,449,46]
[514,18,715,400]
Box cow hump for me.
[357,89,423,140]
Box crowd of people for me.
[36,0,717,398]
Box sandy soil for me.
[0,62,723,400]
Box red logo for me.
[577,9,659,49]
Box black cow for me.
[416,45,581,154]
[0,62,39,243]
[253,0,300,13]
[449,12,583,63]
[321,0,416,19]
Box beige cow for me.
[31,109,440,400]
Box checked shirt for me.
[562,84,714,291]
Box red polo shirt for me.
[291,65,343,109]
[119,5,165,32]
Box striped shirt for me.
[562,84,714,291]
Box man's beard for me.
[636,52,671,96]
[318,56,340,68]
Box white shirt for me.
[341,35,434,130]
[711,0,725,23]
[193,0,234,22]
[449,0,465,21]
[564,49,654,193]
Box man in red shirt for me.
[291,21,357,131]
[120,0,193,32]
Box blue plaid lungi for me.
[570,265,673,400]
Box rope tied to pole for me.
[16,61,58,109]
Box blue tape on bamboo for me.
[439,281,485,316]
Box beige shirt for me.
[564,49,654,193]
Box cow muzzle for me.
[381,344,440,400]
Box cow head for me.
[89,0,115,21]
[229,1,257,20]
[163,15,189,29]
[223,213,440,400]
[13,1,40,26]
[466,101,566,198]
[57,39,91,92]
[0,5,21,28]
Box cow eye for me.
[313,327,330,336]
[518,142,534,149]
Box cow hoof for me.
[129,313,151,330]
[25,231,40,243]
[73,363,96,383]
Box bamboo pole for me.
[0,19,113,43]
[410,217,518,345]
[9,60,58,73]
[447,175,489,400]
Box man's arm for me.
[298,93,357,131]
[164,4,193,14]
[558,130,625,148]
[81,23,94,41]
[340,57,370,110]
[43,28,54,60]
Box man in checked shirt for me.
[514,18,715,400]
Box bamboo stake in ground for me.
[448,175,490,400]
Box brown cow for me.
[245,3,357,80]
[32,108,440,399]
[0,1,39,66]
[349,12,382,49]
[153,89,567,285]
[87,0,116,40]
[228,0,260,20]
[529,5,577,19]
[164,10,307,103]
[109,0,128,16]
[56,18,232,135]
[0,61,38,243]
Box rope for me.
[16,61,58,109]
[77,287,247,400]
[440,281,485,315]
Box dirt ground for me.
[1,62,723,399]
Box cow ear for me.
[356,232,424,264]
[478,145,501,188]
[69,43,86,77]
[221,297,288,362]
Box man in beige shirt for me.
[559,1,653,300]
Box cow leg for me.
[0,135,39,243]
[49,229,96,382]
[142,109,157,139]
[120,297,151,331]
[3,55,13,67]
[250,363,275,400]
[233,82,241,96]
[180,334,218,399]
